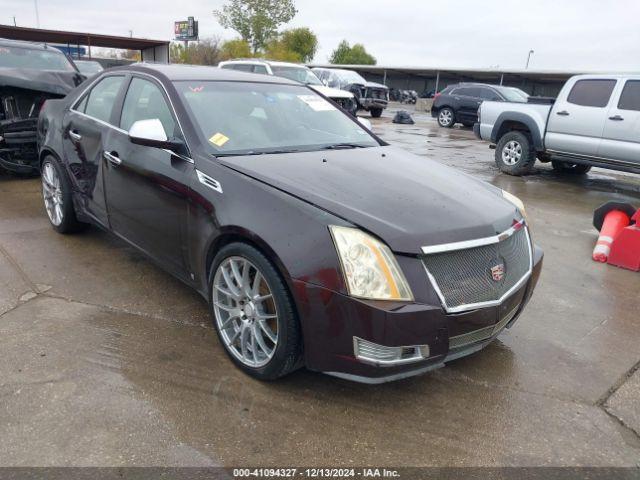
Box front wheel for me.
[209,242,302,381]
[41,156,86,233]
[495,131,536,176]
[370,108,383,118]
[437,107,455,128]
[551,160,592,175]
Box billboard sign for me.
[174,16,198,41]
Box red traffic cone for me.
[607,207,640,271]
[592,202,636,263]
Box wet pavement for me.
[1,105,639,467]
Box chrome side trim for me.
[547,149,640,168]
[196,170,223,194]
[422,226,533,314]
[421,219,526,254]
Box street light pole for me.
[526,49,534,69]
[34,0,40,28]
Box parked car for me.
[219,59,357,116]
[0,38,85,174]
[73,59,104,77]
[38,64,542,383]
[475,74,640,176]
[432,83,528,128]
[312,67,389,117]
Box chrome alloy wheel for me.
[438,109,453,126]
[213,256,279,368]
[42,162,64,226]
[501,140,522,165]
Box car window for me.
[74,94,89,113]
[455,87,478,97]
[233,64,254,72]
[174,81,378,155]
[567,79,616,108]
[253,65,268,74]
[0,44,76,72]
[617,80,640,111]
[479,88,501,100]
[120,77,176,136]
[83,76,125,124]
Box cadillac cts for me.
[37,64,543,383]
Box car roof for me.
[0,38,62,52]
[221,58,308,68]
[111,63,300,85]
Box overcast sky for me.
[4,0,640,71]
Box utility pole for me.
[34,0,40,28]
[13,16,17,26]
[525,49,534,69]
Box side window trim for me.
[617,79,640,111]
[70,74,127,125]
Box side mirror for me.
[322,78,329,86]
[129,119,184,152]
[357,117,372,130]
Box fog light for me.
[353,337,430,366]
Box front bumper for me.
[359,98,388,110]
[293,244,543,383]
[0,118,40,174]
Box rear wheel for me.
[551,160,592,175]
[437,107,455,128]
[41,156,86,233]
[209,242,302,381]
[495,131,536,176]
[370,108,383,118]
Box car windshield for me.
[496,86,529,102]
[335,70,367,85]
[75,61,103,75]
[270,66,322,86]
[0,45,76,72]
[174,81,378,156]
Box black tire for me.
[437,107,455,128]
[41,156,86,234]
[370,108,383,118]
[551,160,592,175]
[208,242,302,381]
[494,131,536,176]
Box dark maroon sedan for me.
[37,64,542,383]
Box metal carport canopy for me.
[0,25,169,62]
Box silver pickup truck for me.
[474,74,640,176]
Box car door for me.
[545,78,617,156]
[454,87,482,122]
[102,75,193,277]
[62,74,127,227]
[599,79,640,165]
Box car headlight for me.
[329,226,414,301]
[502,190,528,222]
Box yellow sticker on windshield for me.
[209,132,229,147]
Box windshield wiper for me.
[321,143,368,150]
[213,149,301,158]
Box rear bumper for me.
[473,122,481,139]
[293,244,543,383]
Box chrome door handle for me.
[103,151,122,166]
[608,115,624,121]
[556,111,570,116]
[69,130,82,141]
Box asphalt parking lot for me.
[1,104,639,467]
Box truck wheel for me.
[370,108,383,118]
[495,131,536,176]
[437,107,455,128]
[551,160,592,175]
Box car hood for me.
[0,67,85,96]
[308,84,353,99]
[219,146,520,254]
[364,81,388,90]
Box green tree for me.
[214,0,297,54]
[264,38,299,62]
[329,40,376,65]
[219,38,253,61]
[280,27,317,63]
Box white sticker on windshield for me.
[298,95,336,111]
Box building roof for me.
[0,25,167,50]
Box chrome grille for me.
[421,223,532,313]
[448,305,519,350]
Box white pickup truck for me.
[474,74,640,176]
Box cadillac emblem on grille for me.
[490,263,505,282]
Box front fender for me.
[491,111,544,151]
